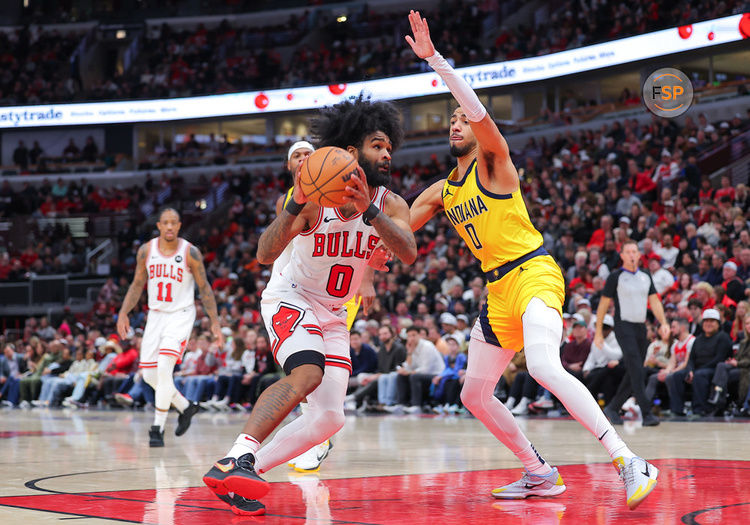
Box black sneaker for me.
[215,493,266,516]
[603,406,623,425]
[203,453,270,499]
[642,413,660,427]
[149,425,164,447]
[175,402,199,436]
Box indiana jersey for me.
[441,159,543,272]
[146,237,195,312]
[270,186,389,308]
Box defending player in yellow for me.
[405,10,658,510]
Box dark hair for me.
[620,239,638,251]
[310,94,404,151]
[406,325,420,334]
[350,330,361,337]
[158,207,180,222]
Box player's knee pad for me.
[460,375,492,415]
[310,408,345,441]
[156,354,178,387]
[142,368,158,390]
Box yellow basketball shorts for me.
[473,255,565,352]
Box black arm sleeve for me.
[602,270,619,298]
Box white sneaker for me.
[344,399,356,411]
[293,440,332,472]
[382,404,403,413]
[19,400,31,409]
[504,396,517,411]
[446,404,460,414]
[31,400,46,407]
[613,456,659,510]
[511,398,530,415]
[404,405,422,414]
[491,467,566,499]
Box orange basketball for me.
[299,146,358,207]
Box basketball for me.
[299,146,358,207]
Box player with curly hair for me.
[203,95,416,516]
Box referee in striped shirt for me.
[595,240,670,427]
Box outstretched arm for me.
[117,244,148,339]
[410,179,445,232]
[406,10,514,187]
[188,245,224,347]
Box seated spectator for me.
[347,330,378,392]
[390,326,445,413]
[706,311,750,413]
[648,253,674,296]
[665,309,732,416]
[202,331,246,410]
[348,325,406,411]
[33,343,73,407]
[62,339,118,407]
[560,317,591,381]
[648,318,695,404]
[181,334,219,403]
[92,337,138,406]
[114,370,155,408]
[0,343,27,407]
[583,315,624,405]
[430,335,467,413]
[18,340,59,408]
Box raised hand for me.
[405,10,436,59]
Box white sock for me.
[517,443,553,475]
[227,433,261,459]
[153,408,168,429]
[299,401,309,414]
[172,391,190,412]
[600,429,635,461]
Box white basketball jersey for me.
[146,237,195,312]
[270,186,390,308]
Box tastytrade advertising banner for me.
[1,13,747,128]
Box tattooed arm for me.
[187,245,224,346]
[117,244,148,339]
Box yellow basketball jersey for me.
[441,159,543,272]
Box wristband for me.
[284,198,304,216]
[363,203,380,222]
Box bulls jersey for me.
[146,237,195,312]
[270,186,389,308]
[671,335,695,366]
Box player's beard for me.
[359,155,391,187]
[450,142,474,158]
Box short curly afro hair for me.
[309,94,404,152]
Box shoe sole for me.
[221,475,270,500]
[232,504,265,516]
[492,484,567,499]
[149,442,164,447]
[627,467,658,510]
[203,475,230,496]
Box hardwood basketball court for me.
[1,409,748,524]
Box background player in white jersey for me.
[117,208,223,447]
[203,96,417,516]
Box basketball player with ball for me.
[204,95,417,515]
